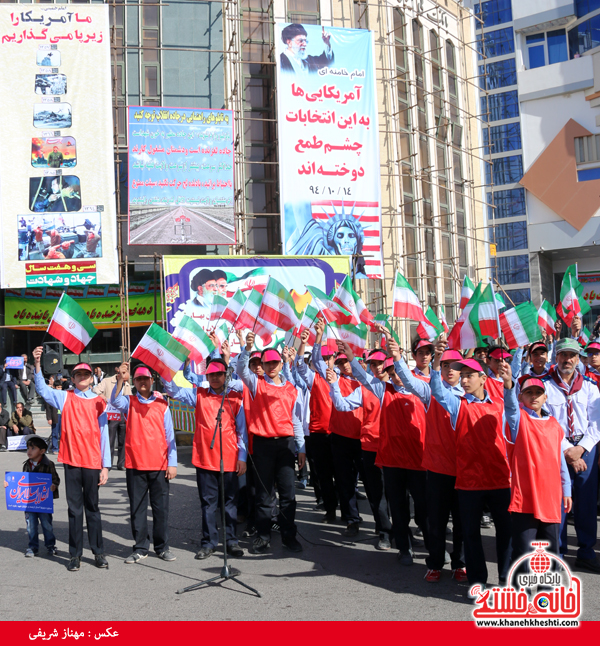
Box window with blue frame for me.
[486,155,523,186]
[527,34,545,68]
[576,0,600,19]
[479,58,517,90]
[527,30,568,67]
[483,122,522,155]
[548,29,568,64]
[474,0,512,30]
[493,255,530,285]
[502,288,531,304]
[477,27,514,60]
[493,222,528,252]
[480,90,519,122]
[487,188,527,219]
[569,13,600,57]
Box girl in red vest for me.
[500,368,572,567]
[32,346,110,573]
[584,341,600,387]
[111,364,177,564]
[163,358,247,560]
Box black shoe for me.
[117,466,126,471]
[94,554,108,569]
[355,490,367,501]
[195,546,215,560]
[227,544,244,558]
[480,514,492,528]
[271,521,281,533]
[0,446,6,452]
[67,557,80,572]
[321,511,336,524]
[398,549,414,566]
[282,537,303,553]
[575,557,600,573]
[242,526,257,538]
[344,522,359,537]
[252,538,271,554]
[377,535,391,550]
[315,501,325,510]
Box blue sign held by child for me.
[4,471,54,513]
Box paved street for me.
[1,446,600,622]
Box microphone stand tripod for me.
[176,368,261,597]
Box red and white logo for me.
[471,542,581,627]
[278,302,284,310]
[156,348,164,357]
[68,321,76,330]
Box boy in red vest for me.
[500,367,572,566]
[238,333,305,554]
[111,364,177,564]
[33,346,110,573]
[163,357,246,559]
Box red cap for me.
[133,366,152,379]
[440,349,462,364]
[262,349,282,363]
[451,358,486,373]
[249,351,261,361]
[321,346,335,358]
[72,363,92,374]
[413,339,434,352]
[586,342,600,352]
[383,356,394,369]
[520,377,545,393]
[206,362,226,375]
[488,348,512,360]
[335,353,349,363]
[528,341,548,355]
[367,350,387,363]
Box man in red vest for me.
[33,346,110,573]
[163,358,247,559]
[238,333,305,555]
[111,364,177,564]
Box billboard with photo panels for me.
[0,4,118,289]
[127,107,235,246]
[275,23,383,280]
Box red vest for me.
[360,385,381,453]
[246,377,297,439]
[59,391,106,470]
[508,412,563,523]
[455,395,509,490]
[585,367,600,389]
[330,376,362,440]
[309,373,332,434]
[194,387,243,471]
[412,369,431,383]
[485,375,504,400]
[242,385,254,455]
[376,383,426,470]
[423,395,457,477]
[125,395,169,471]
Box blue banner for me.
[5,356,24,369]
[5,471,54,513]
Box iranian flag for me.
[500,302,540,349]
[172,315,215,363]
[460,275,475,310]
[214,322,230,349]
[557,265,582,325]
[47,293,97,354]
[324,323,340,354]
[579,326,591,346]
[468,282,500,340]
[258,277,301,332]
[332,276,361,326]
[447,282,484,350]
[330,321,368,356]
[439,305,450,335]
[495,292,506,311]
[392,271,427,322]
[131,323,190,381]
[233,288,276,345]
[293,303,319,346]
[307,285,352,325]
[374,313,401,346]
[221,289,246,325]
[417,307,444,342]
[209,295,229,322]
[537,300,557,336]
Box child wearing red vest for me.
[501,369,572,566]
[163,357,247,560]
[33,346,110,573]
[111,364,177,564]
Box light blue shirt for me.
[394,357,464,409]
[348,356,405,405]
[34,369,110,468]
[110,386,178,468]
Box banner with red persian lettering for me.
[275,23,383,280]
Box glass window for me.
[354,1,368,30]
[578,167,600,181]
[502,288,531,304]
[480,90,519,122]
[576,0,600,19]
[487,188,527,219]
[483,122,522,155]
[547,29,568,64]
[569,13,600,58]
[493,255,530,285]
[474,0,512,30]
[486,155,523,186]
[527,34,546,68]
[479,58,517,90]
[477,27,514,60]
[493,222,528,252]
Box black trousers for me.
[126,468,170,555]
[361,449,392,538]
[330,433,362,524]
[458,488,512,586]
[64,465,104,558]
[307,433,337,513]
[426,470,464,570]
[108,419,126,469]
[511,512,560,564]
[196,467,239,548]
[304,435,321,501]
[0,381,16,408]
[252,436,297,541]
[17,379,35,401]
[383,466,428,552]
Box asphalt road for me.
[1,446,600,622]
[129,207,235,245]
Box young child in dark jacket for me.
[4,436,60,557]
